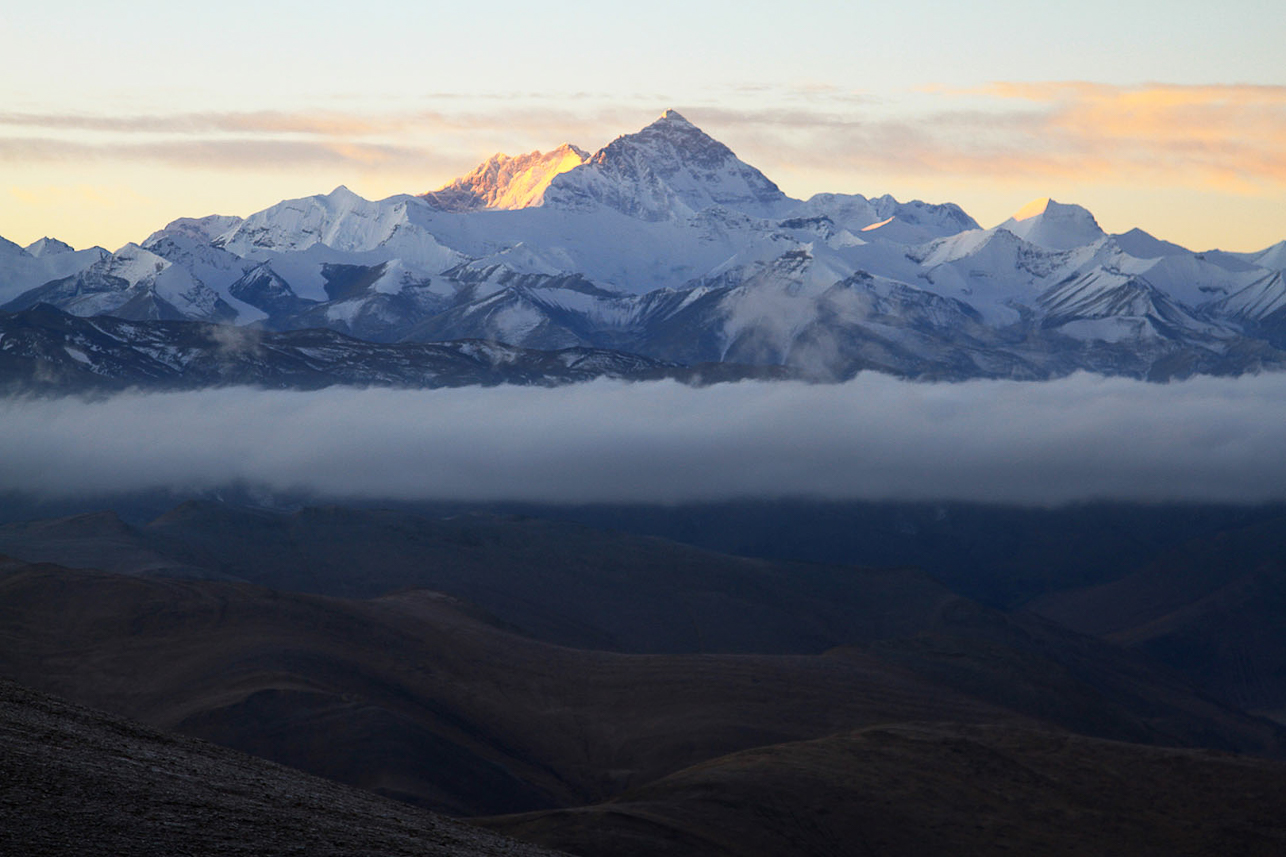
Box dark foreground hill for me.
[1031,510,1286,723]
[0,558,1021,815]
[482,724,1286,857]
[0,678,565,857]
[1,549,1283,818]
[0,502,977,654]
[5,496,1286,857]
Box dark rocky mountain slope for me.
[0,677,566,857]
[482,723,1286,857]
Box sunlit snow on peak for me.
[424,145,590,212]
[1012,197,1054,221]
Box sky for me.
[1,0,1284,252]
[5,374,1286,505]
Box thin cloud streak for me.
[0,105,652,149]
[0,110,397,136]
[0,84,875,138]
[4,83,1281,195]
[2,374,1286,506]
[0,106,648,174]
[0,136,440,171]
[700,82,1286,194]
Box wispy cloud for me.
[702,83,1286,195]
[0,110,399,136]
[0,105,633,175]
[0,135,443,171]
[974,82,1286,192]
[4,373,1286,505]
[1,84,1281,202]
[0,88,878,174]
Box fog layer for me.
[2,373,1283,505]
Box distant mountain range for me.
[0,302,784,392]
[5,109,1286,383]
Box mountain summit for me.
[24,237,75,258]
[1000,198,1105,250]
[542,109,789,220]
[421,110,785,221]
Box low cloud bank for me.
[2,373,1285,506]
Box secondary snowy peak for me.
[1010,197,1055,221]
[868,195,980,236]
[0,234,108,305]
[424,144,590,211]
[211,186,460,272]
[1249,240,1286,272]
[25,237,75,257]
[786,193,979,244]
[1000,198,1105,251]
[1112,228,1190,259]
[542,109,789,221]
[2,243,235,323]
[214,186,395,254]
[0,235,26,257]
[145,214,244,247]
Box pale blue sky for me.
[9,1,1282,100]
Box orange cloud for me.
[0,135,449,173]
[0,105,651,179]
[2,89,1283,211]
[959,83,1286,191]
[698,83,1286,197]
[0,110,398,136]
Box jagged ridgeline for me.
[4,110,1286,385]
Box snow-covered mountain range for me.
[5,109,1286,382]
[1,302,783,392]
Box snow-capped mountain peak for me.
[657,108,693,125]
[3,241,235,323]
[1010,197,1055,222]
[212,186,422,255]
[1000,198,1105,251]
[602,108,750,171]
[325,185,362,202]
[144,214,244,247]
[541,110,789,221]
[24,237,75,258]
[1250,239,1286,273]
[423,144,590,212]
[1112,228,1191,259]
[785,193,979,243]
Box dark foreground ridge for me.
[483,724,1286,857]
[7,499,1286,855]
[0,677,565,857]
